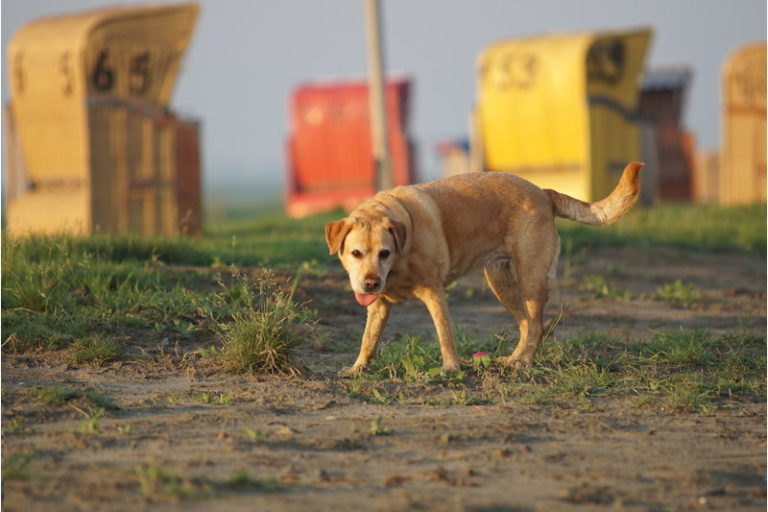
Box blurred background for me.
[2,0,765,236]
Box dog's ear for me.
[325,219,352,255]
[388,219,407,255]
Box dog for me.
[325,163,642,375]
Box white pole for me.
[364,0,393,191]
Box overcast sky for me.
[2,0,765,186]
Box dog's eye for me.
[379,250,391,260]
[351,250,363,259]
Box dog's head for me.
[325,215,407,307]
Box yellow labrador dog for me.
[326,163,642,375]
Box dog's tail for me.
[544,162,643,226]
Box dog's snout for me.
[363,274,381,292]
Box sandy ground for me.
[2,246,766,511]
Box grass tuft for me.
[638,329,716,367]
[3,454,33,480]
[135,463,213,500]
[223,469,283,491]
[78,408,106,434]
[655,280,701,303]
[218,271,305,375]
[70,335,123,365]
[31,385,117,410]
[581,275,633,300]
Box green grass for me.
[359,328,764,411]
[195,391,234,405]
[655,280,702,303]
[223,469,283,492]
[218,271,306,375]
[3,454,33,480]
[368,327,510,382]
[3,207,339,270]
[368,416,390,435]
[557,202,765,255]
[78,407,106,435]
[3,200,764,414]
[69,335,123,365]
[507,329,765,409]
[135,463,214,500]
[134,463,283,500]
[1,205,332,358]
[1,201,763,371]
[581,275,634,300]
[30,385,118,410]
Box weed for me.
[2,312,85,352]
[76,389,117,410]
[369,416,390,436]
[243,427,270,441]
[370,388,394,404]
[344,377,365,396]
[448,389,484,406]
[70,334,123,365]
[541,333,623,370]
[371,388,405,405]
[136,463,178,498]
[218,271,305,375]
[640,329,716,367]
[31,386,117,410]
[196,391,233,405]
[582,275,634,300]
[372,335,442,381]
[78,408,106,435]
[147,397,172,409]
[135,463,213,500]
[664,375,715,411]
[223,469,283,491]
[32,386,73,407]
[196,345,219,358]
[656,280,702,303]
[4,416,26,435]
[455,327,510,359]
[225,469,257,489]
[630,394,660,409]
[517,386,555,405]
[213,392,234,405]
[3,454,33,480]
[547,364,618,399]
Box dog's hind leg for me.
[340,297,391,376]
[484,253,532,365]
[484,252,525,323]
[485,230,556,367]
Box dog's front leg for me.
[414,286,461,371]
[340,297,391,376]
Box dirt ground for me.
[3,246,766,511]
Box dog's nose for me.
[363,274,381,292]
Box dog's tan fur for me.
[326,163,643,375]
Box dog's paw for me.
[496,356,532,369]
[338,365,366,378]
[441,360,462,372]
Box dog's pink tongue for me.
[354,293,379,307]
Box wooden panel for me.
[721,42,766,205]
